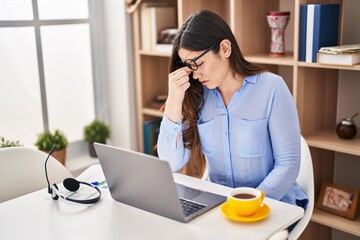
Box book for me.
[319,44,360,54]
[305,4,340,63]
[150,94,167,109]
[317,52,360,66]
[305,4,315,62]
[298,4,307,61]
[143,119,161,155]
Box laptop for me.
[94,143,226,223]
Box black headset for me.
[45,146,101,204]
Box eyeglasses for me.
[179,43,217,71]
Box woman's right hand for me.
[164,67,192,123]
[168,66,192,101]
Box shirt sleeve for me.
[157,115,191,172]
[257,78,301,201]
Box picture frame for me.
[317,182,359,220]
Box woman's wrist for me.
[164,96,183,123]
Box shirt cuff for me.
[161,115,182,132]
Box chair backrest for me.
[288,136,314,240]
[0,147,73,203]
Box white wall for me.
[102,0,137,150]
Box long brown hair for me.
[167,10,265,178]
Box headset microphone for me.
[44,146,101,204]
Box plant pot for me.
[88,141,105,158]
[50,148,67,165]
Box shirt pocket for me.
[197,120,215,157]
[233,117,269,157]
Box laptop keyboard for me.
[179,198,207,217]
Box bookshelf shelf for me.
[298,61,360,71]
[140,50,171,57]
[142,108,164,118]
[245,52,295,66]
[132,0,360,239]
[305,129,360,156]
[312,208,360,237]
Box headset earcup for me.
[63,178,80,192]
[52,184,59,200]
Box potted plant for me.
[0,136,23,148]
[35,129,68,165]
[84,119,110,157]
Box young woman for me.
[157,10,308,207]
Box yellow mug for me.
[227,187,265,217]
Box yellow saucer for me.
[220,202,270,222]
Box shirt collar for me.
[244,74,258,84]
[211,73,259,94]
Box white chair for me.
[287,136,314,240]
[269,136,314,240]
[0,147,73,203]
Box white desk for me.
[0,165,303,240]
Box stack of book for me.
[140,2,177,52]
[317,44,360,66]
[150,94,167,110]
[298,3,340,62]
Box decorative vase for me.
[266,11,290,56]
[50,148,67,165]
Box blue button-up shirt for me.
[157,72,308,205]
